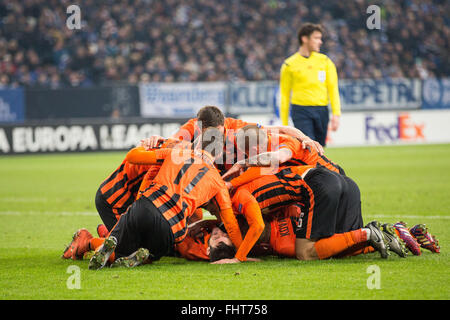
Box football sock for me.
[89,237,116,263]
[314,229,368,260]
[89,237,105,251]
[334,242,376,258]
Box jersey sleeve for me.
[232,188,265,262]
[173,118,197,141]
[230,167,264,189]
[225,118,263,131]
[326,58,341,116]
[279,62,292,126]
[125,147,172,165]
[214,184,243,249]
[275,135,301,154]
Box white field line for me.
[363,214,450,220]
[0,211,448,220]
[0,211,98,216]
[0,197,50,203]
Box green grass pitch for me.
[0,144,449,300]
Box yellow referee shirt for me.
[279,51,341,126]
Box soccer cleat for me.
[365,221,389,259]
[62,228,93,260]
[111,248,150,268]
[410,224,440,253]
[393,221,421,255]
[97,224,109,238]
[88,236,117,270]
[381,223,407,258]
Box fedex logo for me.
[365,113,425,143]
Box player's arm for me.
[265,126,324,155]
[222,148,292,181]
[326,58,341,131]
[213,187,243,250]
[140,118,196,149]
[172,118,196,141]
[279,62,292,126]
[125,147,171,165]
[226,166,267,189]
[231,188,265,262]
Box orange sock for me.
[89,237,116,263]
[314,229,368,260]
[336,243,375,257]
[89,237,105,251]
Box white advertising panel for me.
[238,110,450,147]
[139,82,226,117]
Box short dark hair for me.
[197,106,225,129]
[209,241,236,262]
[297,23,323,45]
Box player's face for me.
[306,31,322,52]
[209,227,232,248]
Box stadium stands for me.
[0,0,448,89]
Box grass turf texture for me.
[0,144,449,300]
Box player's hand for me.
[225,181,233,190]
[221,163,243,181]
[246,257,261,262]
[140,135,164,150]
[187,223,205,238]
[302,138,324,155]
[330,115,340,131]
[210,257,241,264]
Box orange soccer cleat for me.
[62,228,93,260]
[97,224,109,238]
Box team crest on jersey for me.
[318,70,326,82]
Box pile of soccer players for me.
[62,106,440,269]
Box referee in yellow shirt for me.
[279,23,341,146]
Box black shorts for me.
[296,167,363,240]
[95,188,118,231]
[291,105,329,146]
[110,197,175,260]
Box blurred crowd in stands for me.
[0,0,448,89]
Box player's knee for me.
[295,239,318,261]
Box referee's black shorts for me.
[110,197,175,260]
[296,167,363,240]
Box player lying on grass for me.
[63,215,440,266]
[87,128,244,270]
[176,212,411,263]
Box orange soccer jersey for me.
[126,147,242,247]
[135,138,192,201]
[232,167,314,215]
[269,133,342,173]
[269,214,297,258]
[98,137,189,218]
[99,160,152,218]
[174,231,211,261]
[229,166,315,260]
